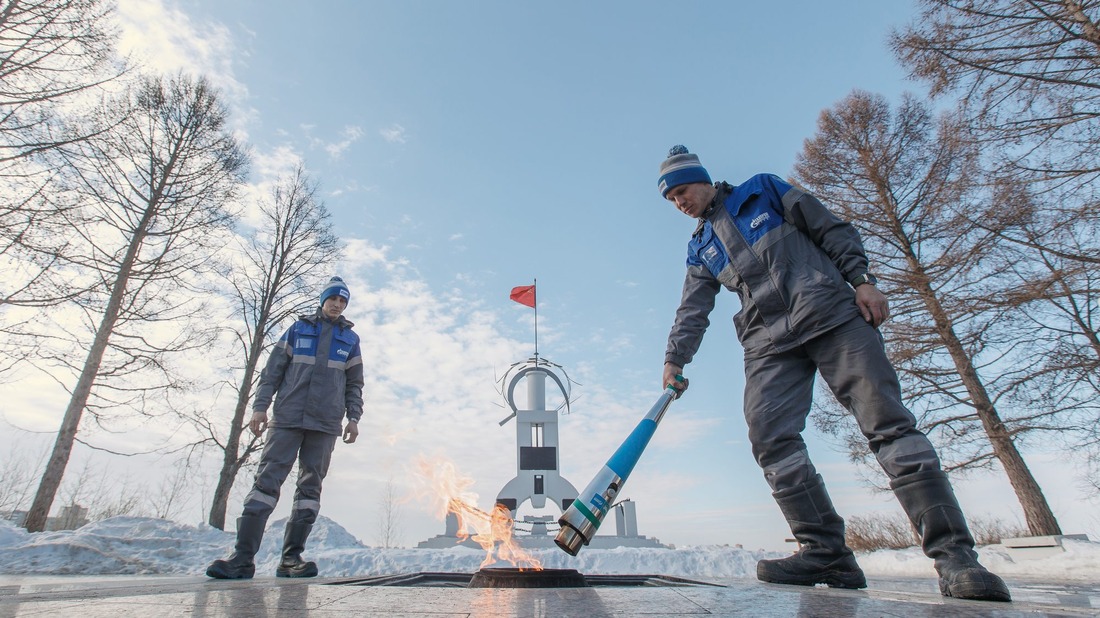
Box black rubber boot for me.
[206,515,266,579]
[892,470,1011,602]
[275,521,318,578]
[757,474,867,589]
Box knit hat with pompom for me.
[320,276,350,306]
[657,145,711,197]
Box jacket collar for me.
[300,309,354,329]
[693,182,732,236]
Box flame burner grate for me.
[329,569,724,589]
[470,568,587,588]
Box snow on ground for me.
[0,516,1096,581]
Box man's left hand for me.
[343,420,359,444]
[855,284,890,328]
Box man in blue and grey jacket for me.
[207,276,364,580]
[657,146,1010,602]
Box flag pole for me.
[533,278,538,361]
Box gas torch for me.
[555,377,685,556]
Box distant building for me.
[48,504,89,531]
[3,505,89,531]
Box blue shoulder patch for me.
[728,174,787,246]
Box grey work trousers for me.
[242,427,338,525]
[743,316,941,492]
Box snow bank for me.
[1,516,1096,581]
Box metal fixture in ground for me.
[329,571,725,589]
[469,568,587,588]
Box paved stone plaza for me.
[1,573,1096,617]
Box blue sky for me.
[4,0,1096,551]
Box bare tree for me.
[148,457,192,520]
[376,479,404,548]
[0,0,121,164]
[59,457,144,519]
[893,0,1100,183]
[1087,451,1100,493]
[0,0,126,309]
[792,90,1062,535]
[987,181,1100,449]
[22,73,248,532]
[0,432,47,515]
[198,164,337,530]
[894,1,1100,493]
[56,458,143,522]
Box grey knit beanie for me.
[658,145,711,197]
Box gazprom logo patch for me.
[337,348,349,357]
[703,245,719,262]
[590,494,608,512]
[750,212,771,229]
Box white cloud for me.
[115,0,254,129]
[296,123,365,161]
[252,145,307,181]
[329,178,378,198]
[325,125,366,160]
[380,124,407,144]
[233,145,309,229]
[342,237,399,271]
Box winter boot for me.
[206,515,266,579]
[757,474,867,589]
[275,521,318,578]
[891,470,1011,602]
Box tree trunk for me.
[22,323,114,532]
[917,273,1062,535]
[207,415,246,531]
[23,225,148,532]
[207,322,267,530]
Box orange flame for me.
[413,456,542,570]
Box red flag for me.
[509,284,536,308]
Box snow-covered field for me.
[1,516,1096,582]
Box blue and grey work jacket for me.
[253,310,365,435]
[666,174,870,363]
